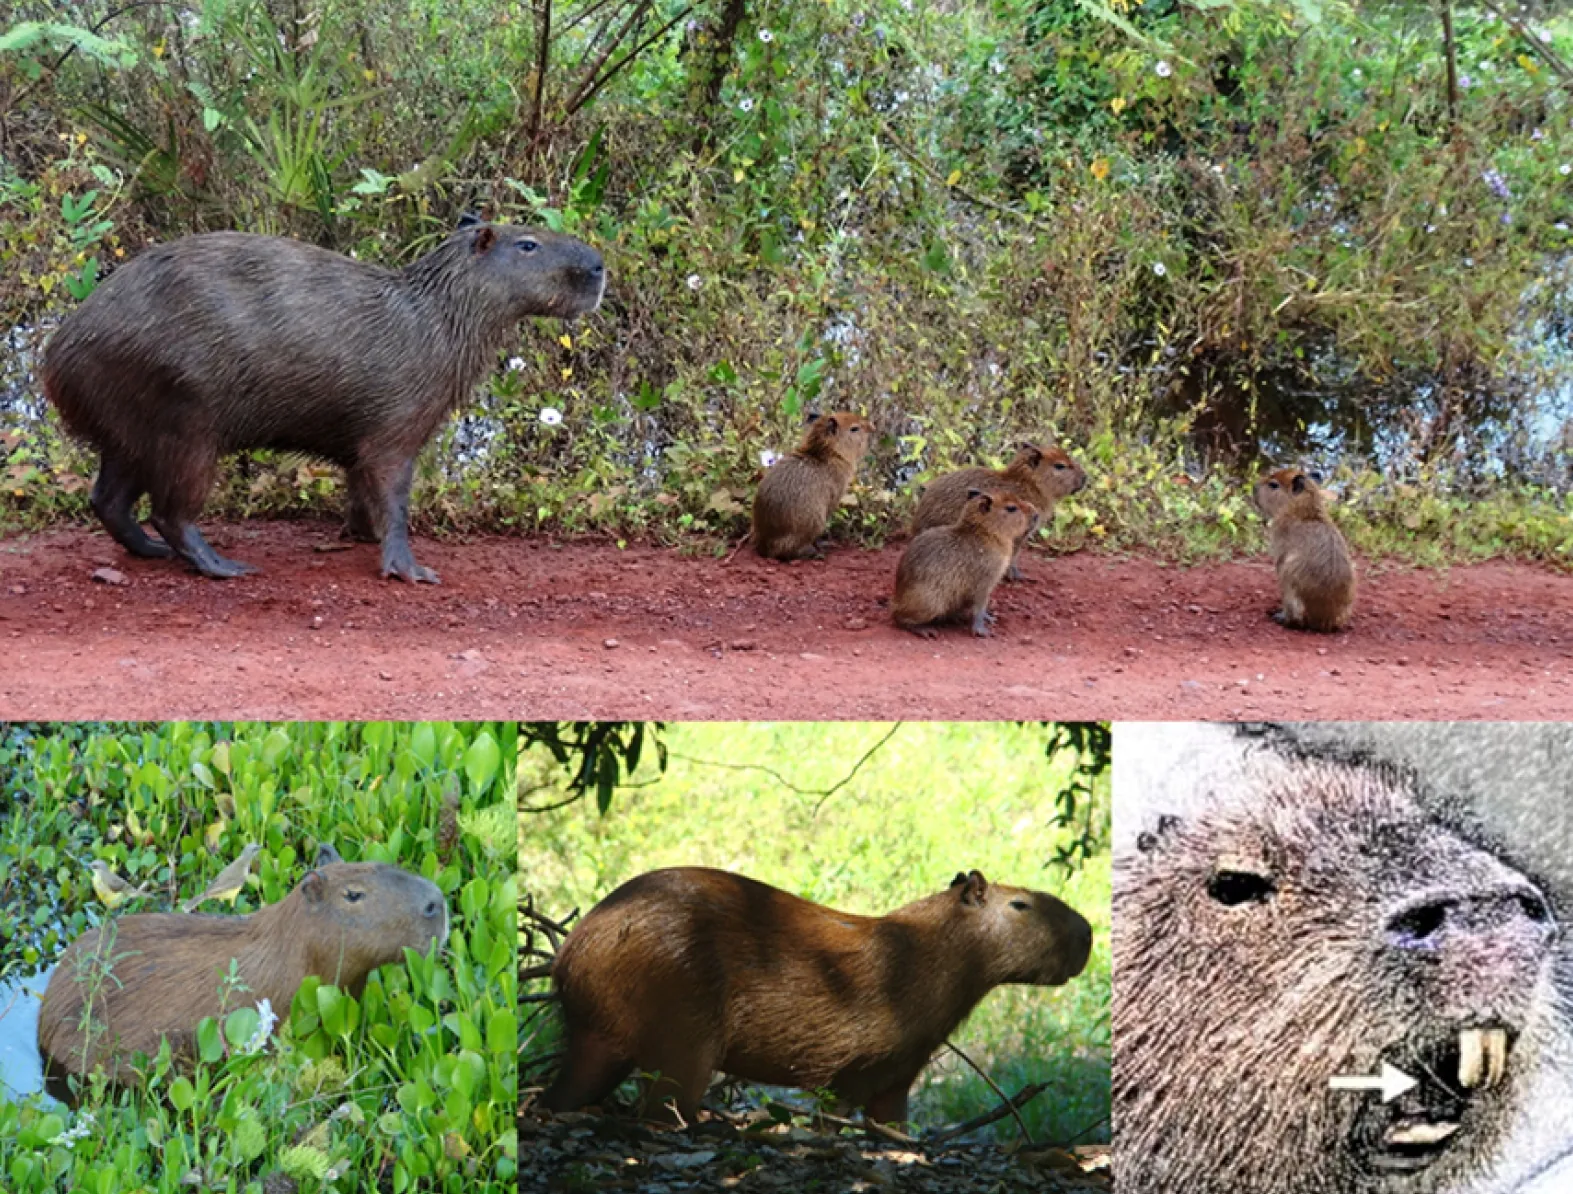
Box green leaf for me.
[197,1016,224,1063]
[463,731,500,795]
[169,1076,196,1112]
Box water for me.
[0,970,54,1103]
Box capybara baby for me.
[892,488,1034,638]
[41,218,605,582]
[541,866,1091,1125]
[1250,466,1355,632]
[912,443,1086,580]
[752,411,872,560]
[38,847,448,1081]
[1114,723,1564,1194]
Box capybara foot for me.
[91,463,173,559]
[1269,608,1287,625]
[154,520,258,578]
[1005,562,1024,582]
[380,542,440,584]
[899,622,939,640]
[111,524,174,560]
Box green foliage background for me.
[518,721,1112,1145]
[0,720,518,1194]
[2,0,1569,565]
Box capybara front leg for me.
[635,1044,717,1127]
[374,457,440,584]
[540,1030,635,1113]
[863,1084,911,1127]
[91,454,172,559]
[344,464,385,544]
[148,446,257,578]
[970,605,994,637]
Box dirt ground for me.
[0,520,1567,720]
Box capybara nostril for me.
[1384,884,1557,954]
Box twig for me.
[878,121,1033,224]
[935,1042,1038,1144]
[927,1083,1048,1146]
[564,0,652,113]
[1476,0,1573,88]
[805,1108,920,1145]
[664,722,903,816]
[1440,2,1459,138]
[567,4,693,116]
[528,0,552,145]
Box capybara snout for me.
[543,866,1094,1126]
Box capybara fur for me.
[892,489,1034,638]
[38,851,448,1082]
[1114,724,1565,1194]
[41,220,605,582]
[752,411,872,560]
[912,444,1086,580]
[541,866,1092,1125]
[1251,466,1356,632]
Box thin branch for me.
[878,121,1034,224]
[1440,2,1459,137]
[1476,0,1573,88]
[528,0,553,145]
[937,1043,1036,1144]
[565,0,652,113]
[663,722,902,816]
[566,4,693,116]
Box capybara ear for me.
[471,225,497,255]
[823,415,840,434]
[315,843,343,867]
[1157,814,1182,835]
[301,869,327,905]
[959,870,989,905]
[1022,444,1044,467]
[1291,473,1308,494]
[951,872,969,888]
[977,493,993,513]
[456,211,483,229]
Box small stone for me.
[91,567,128,586]
[604,638,619,649]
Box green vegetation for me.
[0,720,518,1193]
[3,2,1569,566]
[518,721,1112,1145]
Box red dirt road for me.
[0,520,1567,721]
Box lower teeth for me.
[1386,1121,1461,1147]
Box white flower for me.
[1541,28,1554,43]
[507,356,525,372]
[539,407,564,426]
[760,450,780,468]
[686,274,703,291]
[48,1111,96,1149]
[1152,261,1167,277]
[1533,128,1546,141]
[1155,60,1172,78]
[1562,164,1572,176]
[738,97,754,113]
[1424,224,1437,234]
[1351,68,1362,80]
[1556,223,1570,232]
[758,28,773,43]
[243,998,277,1055]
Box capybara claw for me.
[383,562,441,585]
[197,555,259,579]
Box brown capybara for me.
[41,216,605,582]
[752,411,873,560]
[1250,466,1355,632]
[38,846,448,1081]
[1114,723,1565,1194]
[541,866,1092,1126]
[891,488,1035,638]
[911,444,1086,580]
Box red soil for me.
[0,520,1567,721]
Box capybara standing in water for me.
[1250,466,1355,631]
[752,411,873,560]
[38,846,448,1081]
[911,443,1086,580]
[541,866,1092,1125]
[41,218,605,581]
[1114,723,1565,1194]
[892,489,1035,638]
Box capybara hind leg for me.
[369,457,439,584]
[90,455,172,559]
[343,465,384,544]
[863,1085,911,1127]
[148,447,257,579]
[541,1031,635,1112]
[634,1045,716,1126]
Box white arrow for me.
[1329,1062,1418,1104]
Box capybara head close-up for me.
[408,221,606,324]
[37,852,449,1083]
[540,865,1091,1127]
[1114,724,1564,1194]
[1251,465,1325,520]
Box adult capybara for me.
[541,866,1092,1125]
[752,411,873,560]
[38,848,448,1081]
[1114,723,1566,1194]
[911,444,1086,580]
[892,488,1035,638]
[1250,466,1356,631]
[41,218,605,582]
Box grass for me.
[0,721,518,1194]
[517,721,1112,1146]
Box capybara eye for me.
[1207,870,1276,906]
[517,238,539,253]
[1267,480,1280,489]
[344,888,365,903]
[1009,899,1030,911]
[1054,461,1066,469]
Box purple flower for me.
[1481,168,1512,201]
